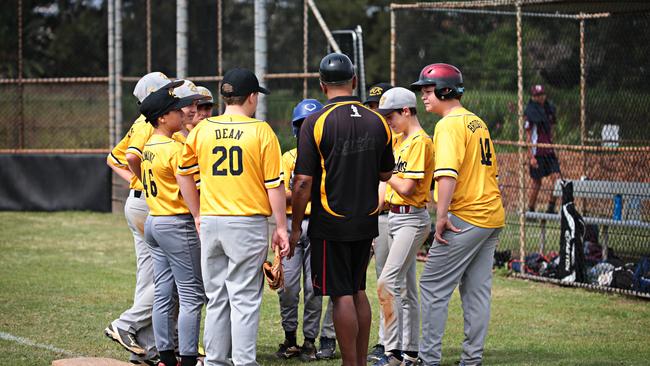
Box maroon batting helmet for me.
[410,63,464,100]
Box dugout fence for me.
[393,0,650,296]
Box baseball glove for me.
[263,247,284,291]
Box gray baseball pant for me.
[320,298,335,338]
[145,214,204,356]
[279,218,322,339]
[113,191,156,356]
[379,208,429,353]
[373,212,390,344]
[419,214,501,366]
[201,215,269,366]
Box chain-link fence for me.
[393,1,650,297]
[0,0,335,150]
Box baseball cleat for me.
[317,337,336,360]
[275,339,301,359]
[372,353,402,366]
[401,354,419,366]
[104,323,146,356]
[367,344,385,362]
[299,340,318,362]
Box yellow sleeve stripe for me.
[403,172,425,179]
[264,176,282,188]
[434,168,458,178]
[126,146,143,159]
[109,152,126,167]
[177,164,199,175]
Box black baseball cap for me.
[220,68,270,97]
[139,87,195,124]
[364,82,393,105]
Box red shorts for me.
[309,238,372,296]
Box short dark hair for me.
[395,107,417,116]
[222,95,248,106]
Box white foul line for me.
[0,331,81,357]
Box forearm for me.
[387,175,416,197]
[436,176,457,218]
[126,153,142,182]
[267,185,288,231]
[176,174,200,218]
[291,175,312,232]
[285,190,292,206]
[108,162,134,183]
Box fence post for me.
[108,0,115,148]
[146,0,152,73]
[516,1,526,272]
[254,0,268,121]
[390,6,396,86]
[17,0,24,149]
[217,0,223,114]
[303,0,309,99]
[115,0,123,142]
[177,0,188,79]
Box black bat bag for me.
[558,180,587,283]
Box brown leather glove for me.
[263,247,284,291]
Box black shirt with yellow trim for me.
[295,95,394,241]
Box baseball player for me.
[373,87,434,366]
[290,53,394,366]
[138,87,205,366]
[412,63,505,366]
[176,67,289,366]
[363,82,395,363]
[126,80,208,181]
[190,86,215,130]
[105,72,183,365]
[275,99,324,361]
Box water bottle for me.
[613,194,622,221]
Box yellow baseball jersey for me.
[141,134,190,216]
[385,129,434,207]
[282,148,311,216]
[432,107,505,228]
[108,115,186,191]
[178,114,283,216]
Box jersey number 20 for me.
[212,146,244,176]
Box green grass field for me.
[1,212,649,365]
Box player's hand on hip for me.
[273,228,290,258]
[434,215,461,245]
[530,156,538,169]
[287,228,301,259]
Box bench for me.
[524,179,650,257]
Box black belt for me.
[133,190,142,198]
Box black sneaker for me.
[317,336,336,360]
[104,323,146,355]
[299,340,318,362]
[275,339,301,359]
[401,355,418,366]
[367,344,385,362]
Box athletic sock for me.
[159,350,177,366]
[285,330,297,346]
[180,355,197,366]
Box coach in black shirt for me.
[290,53,394,366]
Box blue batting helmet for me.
[291,99,324,136]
